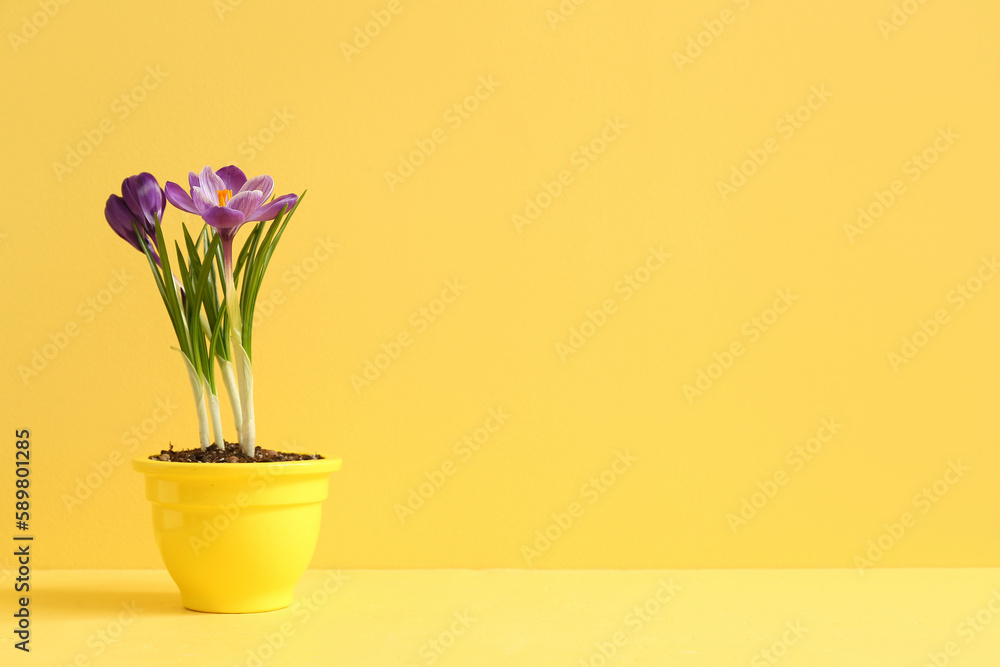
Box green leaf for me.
[182,224,199,261]
[186,232,221,385]
[174,242,191,289]
[234,224,262,284]
[239,193,305,359]
[238,224,264,312]
[200,230,230,361]
[191,233,222,312]
[152,219,191,359]
[134,223,176,336]
[205,297,228,389]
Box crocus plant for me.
[105,167,302,457]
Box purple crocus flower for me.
[104,172,165,261]
[165,166,297,274]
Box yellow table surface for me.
[5,569,1000,665]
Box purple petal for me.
[199,166,225,197]
[246,193,297,222]
[165,181,199,214]
[241,174,273,202]
[121,172,164,232]
[105,195,142,252]
[228,190,264,219]
[192,187,217,214]
[188,171,200,190]
[217,165,247,194]
[203,206,246,232]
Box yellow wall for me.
[1,0,998,569]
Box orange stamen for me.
[217,189,232,206]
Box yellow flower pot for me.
[133,456,342,613]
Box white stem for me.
[232,338,256,457]
[205,381,225,448]
[173,274,186,300]
[224,272,256,457]
[181,356,210,450]
[220,360,243,434]
[199,311,214,355]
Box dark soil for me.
[149,441,324,463]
